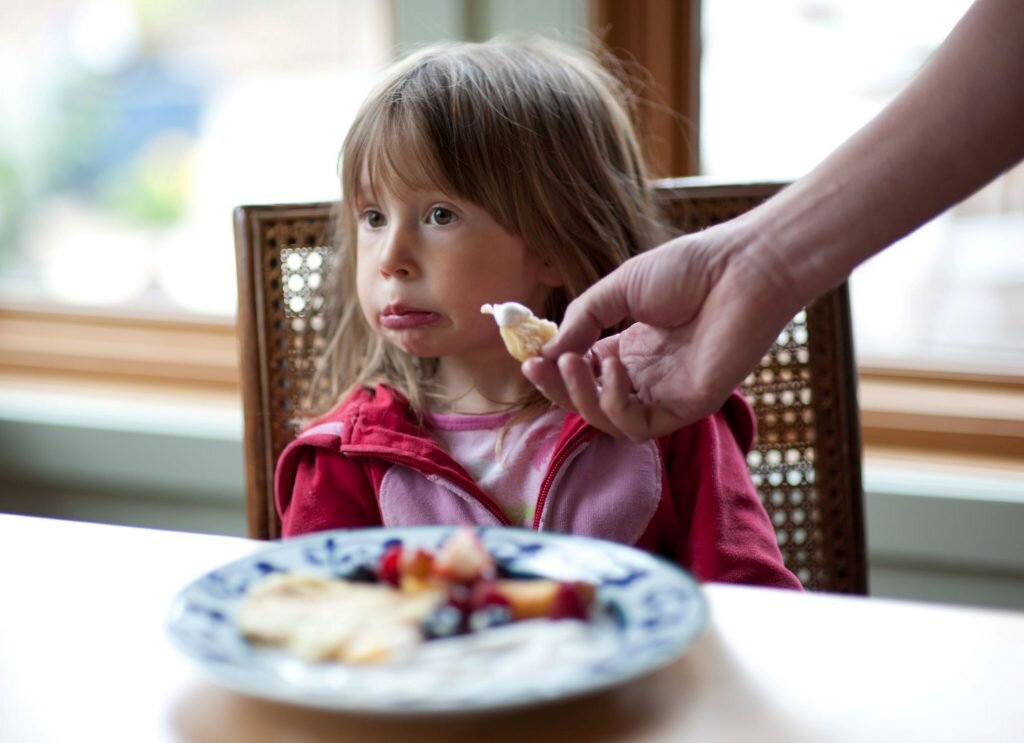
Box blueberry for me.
[495,564,539,580]
[468,604,513,632]
[342,565,379,583]
[421,604,465,639]
[446,582,472,611]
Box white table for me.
[1,514,1021,742]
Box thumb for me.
[542,268,632,359]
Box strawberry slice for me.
[470,579,512,610]
[433,528,495,583]
[378,544,403,587]
[550,582,593,620]
[400,548,435,580]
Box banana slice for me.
[235,573,442,664]
[481,302,558,362]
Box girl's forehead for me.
[355,167,450,204]
[355,138,452,201]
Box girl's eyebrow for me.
[352,184,376,206]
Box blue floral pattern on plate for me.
[166,526,708,713]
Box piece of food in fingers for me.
[481,301,558,362]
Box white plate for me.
[166,526,707,714]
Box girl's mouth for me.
[379,305,442,329]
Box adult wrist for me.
[736,179,866,309]
[720,205,815,317]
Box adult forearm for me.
[739,0,1024,305]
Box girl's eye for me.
[364,210,386,228]
[429,207,456,226]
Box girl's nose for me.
[378,228,417,279]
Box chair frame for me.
[234,178,867,593]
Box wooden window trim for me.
[858,365,1024,461]
[1,304,1021,467]
[590,0,701,177]
[0,305,238,394]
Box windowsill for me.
[863,445,1024,504]
[0,371,242,440]
[0,372,244,504]
[1,371,1021,581]
[863,444,1024,577]
[3,303,1022,458]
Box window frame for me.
[0,305,237,394]
[0,0,1020,467]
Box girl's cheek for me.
[357,297,379,331]
[354,269,377,327]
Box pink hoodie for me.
[275,385,801,590]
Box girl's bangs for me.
[343,104,451,202]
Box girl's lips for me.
[379,307,442,329]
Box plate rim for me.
[166,525,709,715]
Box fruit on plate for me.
[496,579,596,621]
[432,526,496,582]
[236,528,597,664]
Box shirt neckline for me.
[422,409,517,431]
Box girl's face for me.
[355,173,561,366]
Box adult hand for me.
[522,220,805,440]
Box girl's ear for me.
[539,259,565,288]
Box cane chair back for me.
[234,178,867,593]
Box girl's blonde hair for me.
[311,37,667,415]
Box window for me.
[702,0,1024,377]
[0,0,389,317]
[3,0,1020,465]
[595,0,1023,460]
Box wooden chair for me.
[234,178,867,593]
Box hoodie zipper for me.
[532,430,595,531]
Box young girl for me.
[275,38,801,590]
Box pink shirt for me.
[423,407,567,527]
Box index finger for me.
[541,269,632,359]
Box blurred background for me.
[1,0,1021,609]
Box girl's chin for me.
[385,337,518,367]
[382,334,450,360]
[380,326,489,359]
[386,341,438,358]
